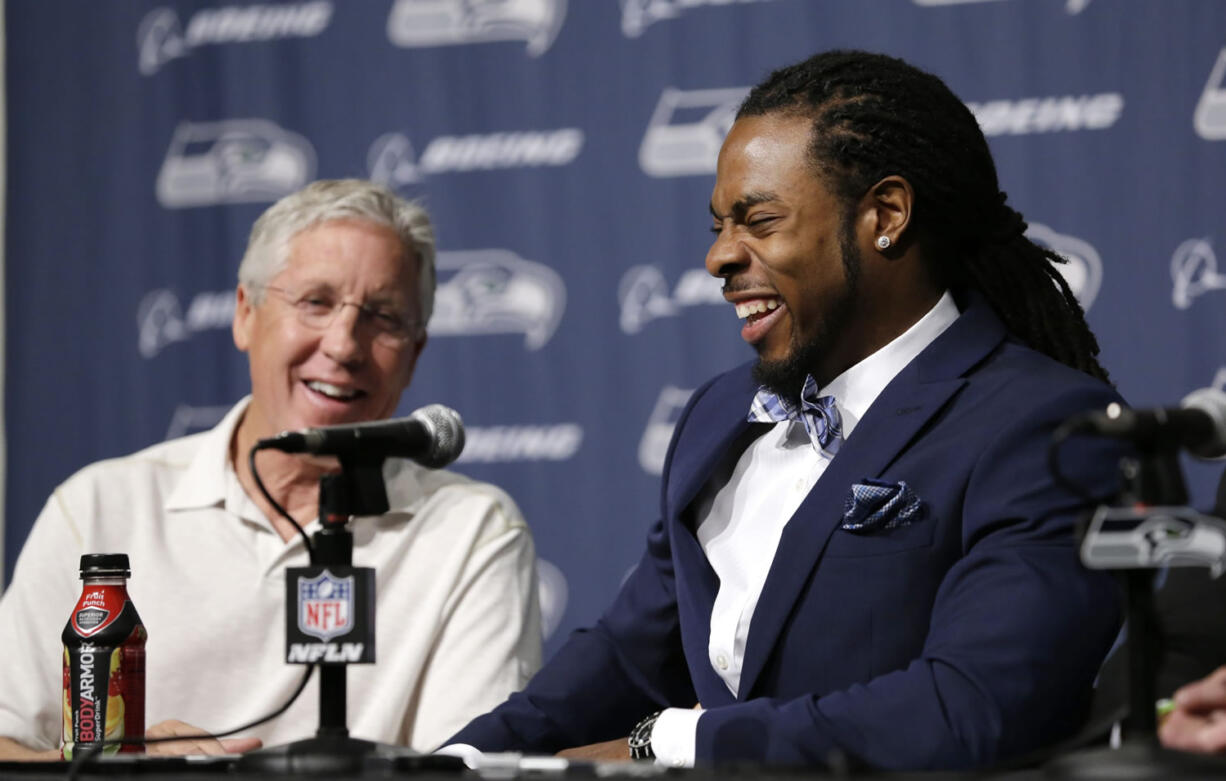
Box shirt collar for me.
[821,290,959,439]
[164,396,257,516]
[164,396,433,522]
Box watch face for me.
[630,724,649,747]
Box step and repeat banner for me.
[5,0,1226,652]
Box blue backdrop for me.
[6,0,1226,654]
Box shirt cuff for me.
[651,707,701,768]
[433,743,483,769]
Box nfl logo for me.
[297,570,354,642]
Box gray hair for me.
[237,179,437,324]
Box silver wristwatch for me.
[628,710,661,760]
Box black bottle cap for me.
[79,553,130,578]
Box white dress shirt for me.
[651,291,960,767]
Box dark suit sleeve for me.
[445,377,725,753]
[446,517,697,751]
[695,386,1125,769]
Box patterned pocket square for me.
[841,479,926,533]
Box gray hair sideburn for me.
[237,179,437,325]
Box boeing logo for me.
[1195,48,1226,141]
[966,93,1123,136]
[430,249,566,350]
[137,289,235,358]
[368,128,583,187]
[387,0,567,57]
[618,265,723,334]
[1171,238,1222,310]
[913,0,1090,12]
[620,0,775,38]
[1026,224,1103,311]
[639,87,748,177]
[639,385,694,475]
[137,2,333,75]
[458,424,583,463]
[156,119,316,209]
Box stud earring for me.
[876,235,892,250]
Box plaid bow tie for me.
[748,375,843,455]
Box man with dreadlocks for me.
[446,50,1125,770]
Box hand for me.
[0,737,60,761]
[1159,666,1226,754]
[144,720,263,756]
[556,738,630,761]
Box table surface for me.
[5,743,1226,781]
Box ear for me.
[232,284,254,353]
[856,175,914,253]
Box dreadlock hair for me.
[737,50,1110,383]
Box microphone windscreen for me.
[411,404,465,468]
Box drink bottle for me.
[61,553,146,758]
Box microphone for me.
[1063,387,1226,458]
[257,404,465,468]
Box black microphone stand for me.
[1118,450,1183,741]
[239,457,461,775]
[1047,449,1226,778]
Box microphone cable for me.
[249,442,315,558]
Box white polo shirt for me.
[0,398,542,753]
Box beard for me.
[752,216,861,400]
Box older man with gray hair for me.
[0,179,541,759]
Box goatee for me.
[752,334,830,401]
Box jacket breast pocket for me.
[821,517,936,558]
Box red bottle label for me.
[70,584,124,637]
[62,585,146,757]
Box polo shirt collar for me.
[165,396,434,523]
[165,396,251,514]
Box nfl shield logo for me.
[297,570,354,642]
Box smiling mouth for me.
[735,297,786,345]
[306,380,364,401]
[735,298,780,323]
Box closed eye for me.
[297,295,333,313]
[370,309,408,332]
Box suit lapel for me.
[735,296,1007,699]
[665,371,759,517]
[664,370,759,706]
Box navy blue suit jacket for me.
[451,297,1124,769]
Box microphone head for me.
[1182,387,1226,459]
[409,404,465,468]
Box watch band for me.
[628,710,662,760]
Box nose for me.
[705,222,748,280]
[320,304,366,366]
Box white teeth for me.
[735,299,781,319]
[307,381,358,400]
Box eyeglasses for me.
[258,284,421,347]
